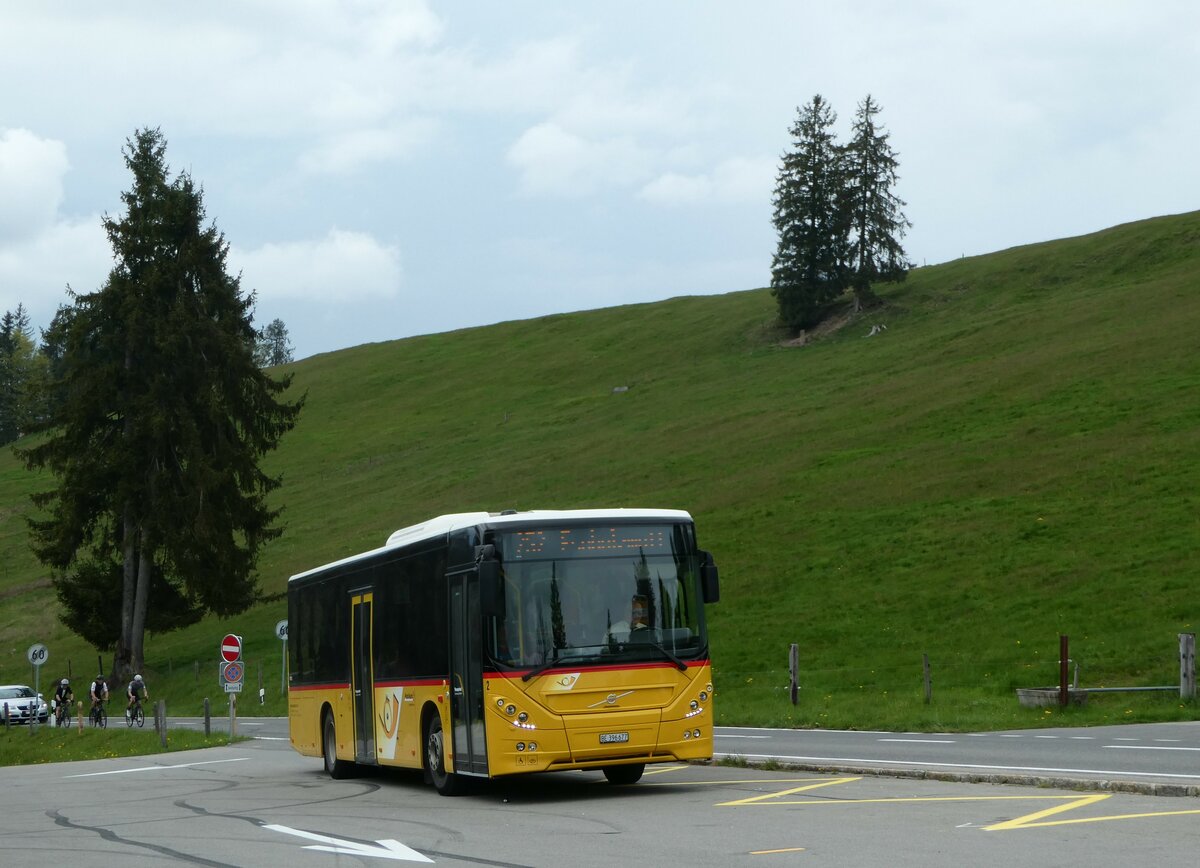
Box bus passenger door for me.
[448,569,488,775]
[350,590,376,764]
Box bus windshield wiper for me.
[647,642,687,672]
[522,655,559,682]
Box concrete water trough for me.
[1015,687,1089,707]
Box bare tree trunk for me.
[129,529,153,677]
[116,505,138,682]
[853,284,880,312]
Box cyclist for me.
[126,674,149,720]
[89,673,109,722]
[53,678,74,726]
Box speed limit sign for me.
[26,643,48,667]
[275,620,288,641]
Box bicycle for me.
[126,699,145,728]
[89,700,108,728]
[55,700,73,728]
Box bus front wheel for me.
[323,713,353,779]
[424,713,465,796]
[603,763,645,785]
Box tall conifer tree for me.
[842,95,911,311]
[770,95,849,331]
[20,129,304,678]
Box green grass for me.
[0,724,245,766]
[1,211,1198,734]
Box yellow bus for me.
[287,508,719,794]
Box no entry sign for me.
[221,633,243,663]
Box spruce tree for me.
[255,318,295,367]
[771,94,849,332]
[0,304,41,444]
[842,95,911,311]
[20,129,304,678]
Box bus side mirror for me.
[700,551,720,603]
[477,545,505,617]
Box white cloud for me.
[639,157,775,206]
[297,120,438,174]
[506,122,654,196]
[0,217,111,320]
[231,229,402,303]
[0,129,70,243]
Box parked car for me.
[0,684,50,724]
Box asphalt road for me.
[713,721,1200,793]
[175,715,1200,793]
[4,732,1199,867]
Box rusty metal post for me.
[788,644,799,705]
[1181,633,1196,700]
[1059,635,1069,707]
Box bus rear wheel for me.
[424,713,465,796]
[323,713,353,779]
[603,763,645,785]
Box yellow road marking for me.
[985,795,1200,830]
[718,777,862,806]
[984,794,1110,830]
[641,764,690,777]
[713,777,1200,831]
[645,778,828,786]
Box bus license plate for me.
[599,732,629,744]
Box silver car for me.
[0,684,50,724]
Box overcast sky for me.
[1,2,1195,360]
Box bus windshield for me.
[489,524,705,670]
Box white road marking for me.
[264,824,432,862]
[1104,745,1200,752]
[714,753,1200,782]
[716,734,770,739]
[66,758,250,778]
[877,739,956,744]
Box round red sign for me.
[220,633,242,663]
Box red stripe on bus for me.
[374,678,446,689]
[491,659,711,680]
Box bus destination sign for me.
[506,525,671,560]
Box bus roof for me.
[288,507,693,584]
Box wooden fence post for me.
[788,644,799,705]
[922,654,932,704]
[1181,633,1196,699]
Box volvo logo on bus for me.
[590,690,633,708]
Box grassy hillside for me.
[1,212,1197,731]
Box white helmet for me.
[61,678,69,686]
[134,674,143,682]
